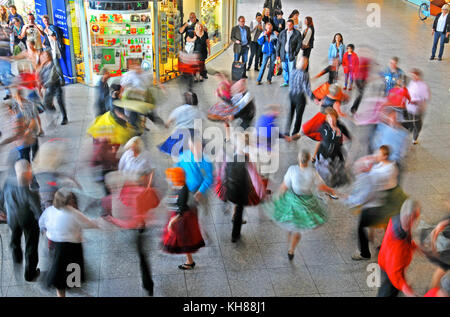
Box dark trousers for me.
[248,41,261,69]
[17,141,39,162]
[136,228,153,295]
[377,269,399,297]
[44,83,67,120]
[407,112,423,141]
[286,93,307,136]
[231,204,244,239]
[351,79,367,114]
[302,48,312,71]
[9,220,40,281]
[234,45,249,77]
[358,207,384,258]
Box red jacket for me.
[386,87,411,108]
[424,288,440,297]
[378,217,416,291]
[342,52,359,76]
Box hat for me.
[165,167,186,186]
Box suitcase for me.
[231,61,245,81]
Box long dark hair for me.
[304,16,313,27]
[332,33,343,44]
[288,9,299,19]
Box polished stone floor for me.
[0,0,449,297]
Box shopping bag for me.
[273,59,282,76]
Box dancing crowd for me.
[0,1,449,299]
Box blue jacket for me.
[258,32,277,56]
[175,150,214,195]
[328,43,344,64]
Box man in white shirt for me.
[19,13,43,51]
[430,4,450,61]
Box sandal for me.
[178,262,196,270]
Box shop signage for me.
[88,0,150,11]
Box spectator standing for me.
[328,33,344,65]
[301,17,315,59]
[256,22,277,85]
[179,12,199,46]
[342,44,359,91]
[41,15,64,84]
[193,23,210,81]
[8,5,24,27]
[273,10,285,34]
[263,0,282,18]
[276,19,302,87]
[19,13,43,51]
[231,16,251,79]
[288,10,302,32]
[430,4,450,61]
[247,12,264,71]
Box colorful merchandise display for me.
[87,10,153,78]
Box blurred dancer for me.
[39,51,68,125]
[162,167,205,269]
[3,160,41,282]
[424,273,450,297]
[175,132,214,241]
[350,46,374,114]
[215,133,265,242]
[405,69,430,144]
[418,215,449,290]
[95,68,111,117]
[313,107,351,188]
[380,57,405,96]
[264,150,335,259]
[158,92,203,156]
[285,56,317,138]
[39,188,99,297]
[345,145,408,261]
[377,199,420,297]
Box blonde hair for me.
[442,4,450,11]
[195,23,204,33]
[124,136,144,153]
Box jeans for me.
[286,93,307,136]
[344,72,354,88]
[17,141,39,162]
[248,41,261,69]
[257,53,275,82]
[234,45,249,76]
[44,82,67,120]
[377,269,400,297]
[431,31,446,59]
[282,53,295,84]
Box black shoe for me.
[242,75,248,79]
[288,252,294,261]
[438,57,442,61]
[204,75,208,79]
[25,268,40,282]
[255,68,259,71]
[246,67,251,71]
[429,56,435,60]
[178,262,196,270]
[3,95,11,100]
[61,118,68,125]
[231,235,240,243]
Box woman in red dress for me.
[162,167,205,270]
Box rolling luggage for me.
[231,61,245,81]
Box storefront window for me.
[84,2,153,82]
[157,0,182,82]
[200,0,222,49]
[11,0,36,17]
[69,0,85,83]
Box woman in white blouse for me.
[39,188,99,297]
[264,150,335,260]
[118,136,153,183]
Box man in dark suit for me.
[231,16,252,78]
[276,19,302,87]
[430,4,450,61]
[263,0,282,18]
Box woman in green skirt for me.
[264,150,336,260]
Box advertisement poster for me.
[51,0,74,83]
[34,0,48,27]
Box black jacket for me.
[263,0,282,16]
[231,25,252,54]
[276,28,302,62]
[433,12,450,33]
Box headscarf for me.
[165,167,186,186]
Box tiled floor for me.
[0,0,449,297]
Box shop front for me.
[76,0,236,85]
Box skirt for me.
[315,154,349,188]
[381,186,408,220]
[162,209,205,254]
[264,190,328,232]
[46,240,85,290]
